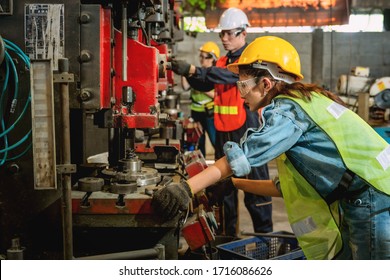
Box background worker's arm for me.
[231,178,282,197]
[181,76,191,91]
[187,156,232,194]
[203,89,215,99]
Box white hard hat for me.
[217,7,250,30]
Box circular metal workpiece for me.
[101,168,117,177]
[119,158,142,173]
[109,181,138,194]
[160,124,175,139]
[115,167,160,187]
[137,168,161,186]
[78,163,108,177]
[78,177,104,192]
[162,108,178,119]
[164,95,178,109]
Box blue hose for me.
[0,38,32,165]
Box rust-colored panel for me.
[206,0,350,28]
[72,197,153,214]
[100,7,112,109]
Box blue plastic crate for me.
[374,126,390,143]
[217,232,305,260]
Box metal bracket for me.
[56,164,77,174]
[53,73,74,83]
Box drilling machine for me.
[0,0,215,260]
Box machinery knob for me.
[79,50,92,62]
[8,163,20,174]
[79,90,92,101]
[79,13,91,24]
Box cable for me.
[0,38,31,165]
[0,96,31,137]
[138,3,150,46]
[0,120,8,165]
[4,51,19,110]
[0,52,10,117]
[5,143,32,161]
[0,130,32,153]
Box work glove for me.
[152,181,193,220]
[171,59,191,76]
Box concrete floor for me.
[238,193,291,235]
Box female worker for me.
[152,36,390,260]
[181,41,219,156]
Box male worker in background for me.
[170,7,273,236]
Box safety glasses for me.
[236,77,259,97]
[199,54,213,60]
[219,29,243,39]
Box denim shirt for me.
[224,98,366,198]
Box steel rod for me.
[122,2,128,81]
[59,58,73,259]
[75,247,163,260]
[240,231,296,239]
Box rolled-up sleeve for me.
[223,141,251,177]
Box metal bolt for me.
[80,13,90,24]
[80,90,91,101]
[79,50,91,62]
[8,163,20,174]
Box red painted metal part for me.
[112,30,160,128]
[72,197,153,215]
[113,114,158,129]
[166,69,174,86]
[152,41,170,91]
[157,41,174,86]
[181,214,214,251]
[99,7,112,109]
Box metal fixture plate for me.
[30,60,57,189]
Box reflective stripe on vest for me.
[214,56,246,131]
[214,105,238,115]
[191,89,213,112]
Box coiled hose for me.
[0,38,31,166]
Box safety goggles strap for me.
[252,62,296,84]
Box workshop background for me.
[0,0,389,260]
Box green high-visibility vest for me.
[191,89,213,113]
[274,92,390,260]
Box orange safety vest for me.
[214,57,246,131]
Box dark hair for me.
[239,67,345,106]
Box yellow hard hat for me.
[199,41,220,59]
[227,36,303,81]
